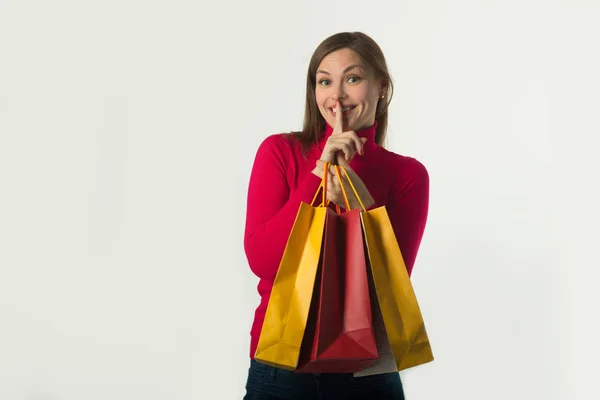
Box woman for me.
[243,32,429,400]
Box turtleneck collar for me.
[317,120,379,156]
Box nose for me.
[332,84,347,101]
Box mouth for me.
[329,105,356,116]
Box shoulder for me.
[380,149,429,187]
[255,132,302,154]
[381,148,428,177]
[252,132,304,168]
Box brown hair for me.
[292,32,394,152]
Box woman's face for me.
[315,48,384,132]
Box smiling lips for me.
[330,105,356,116]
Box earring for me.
[380,94,385,98]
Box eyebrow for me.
[316,64,365,76]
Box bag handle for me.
[311,163,344,214]
[333,166,351,211]
[335,166,368,212]
[310,162,330,207]
[309,163,367,212]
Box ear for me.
[379,79,388,98]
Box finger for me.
[338,143,354,162]
[331,146,350,164]
[351,135,363,156]
[329,136,358,163]
[342,136,359,156]
[335,151,345,166]
[342,148,352,163]
[344,131,364,156]
[353,135,366,156]
[333,100,344,135]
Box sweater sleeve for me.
[386,158,430,277]
[244,135,322,281]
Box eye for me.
[348,76,362,83]
[318,79,331,86]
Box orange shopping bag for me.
[253,164,331,370]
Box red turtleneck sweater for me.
[243,121,429,359]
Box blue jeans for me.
[243,360,405,400]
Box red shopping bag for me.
[296,185,378,373]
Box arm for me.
[244,135,322,281]
[386,158,430,277]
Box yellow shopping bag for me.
[254,164,331,370]
[361,208,434,370]
[339,166,434,372]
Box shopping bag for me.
[296,199,378,374]
[253,164,331,370]
[353,257,398,377]
[338,166,434,372]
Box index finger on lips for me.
[333,100,343,135]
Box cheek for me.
[315,91,328,108]
[354,87,372,105]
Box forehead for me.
[317,48,368,72]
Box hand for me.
[313,158,375,210]
[318,100,368,164]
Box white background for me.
[1,1,599,399]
